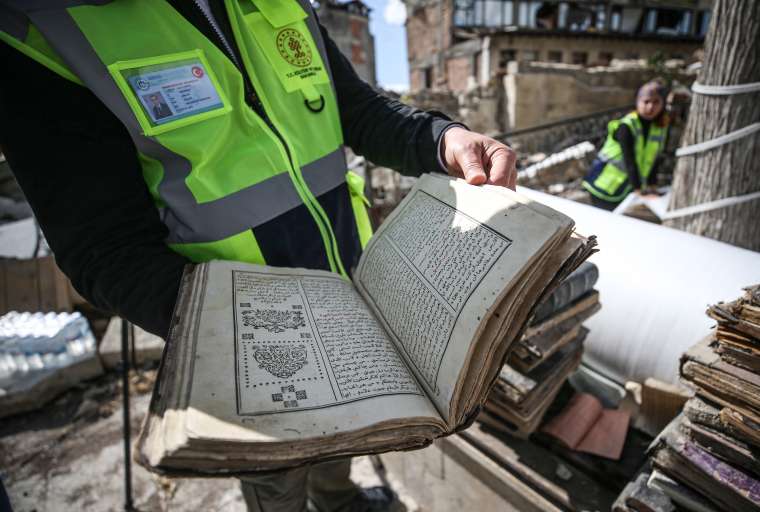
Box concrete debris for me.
[518,141,596,183]
[0,370,419,512]
[98,317,165,370]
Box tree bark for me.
[666,0,760,251]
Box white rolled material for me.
[675,121,760,157]
[518,187,760,385]
[692,81,760,96]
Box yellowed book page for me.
[354,174,571,420]
[182,261,443,443]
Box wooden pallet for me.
[0,256,72,314]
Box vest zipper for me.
[192,1,347,277]
[191,0,243,70]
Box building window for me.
[610,6,622,31]
[598,52,614,65]
[423,67,433,89]
[499,49,518,68]
[697,10,711,37]
[536,3,559,30]
[559,2,594,31]
[643,8,694,36]
[350,19,364,39]
[351,43,366,64]
[454,0,514,27]
[522,50,540,62]
[594,4,607,31]
[571,51,588,65]
[679,11,693,35]
[517,1,542,28]
[548,50,563,63]
[484,0,513,26]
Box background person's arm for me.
[613,124,643,191]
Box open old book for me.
[137,174,596,475]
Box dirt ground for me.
[0,370,418,512]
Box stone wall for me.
[401,89,460,121]
[459,83,505,135]
[487,34,702,76]
[446,55,472,93]
[504,105,632,155]
[317,3,376,86]
[503,61,695,131]
[406,0,453,89]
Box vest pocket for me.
[595,163,628,195]
[243,12,330,100]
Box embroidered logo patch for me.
[276,28,312,67]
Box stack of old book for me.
[479,261,600,437]
[644,284,760,511]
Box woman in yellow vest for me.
[583,80,670,211]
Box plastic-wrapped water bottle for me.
[0,310,96,387]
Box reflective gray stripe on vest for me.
[649,135,665,142]
[597,150,625,171]
[604,158,625,170]
[25,7,348,245]
[161,148,346,244]
[597,155,625,171]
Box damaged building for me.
[316,0,377,86]
[403,0,712,132]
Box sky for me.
[363,0,410,91]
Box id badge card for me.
[109,50,231,136]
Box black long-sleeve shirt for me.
[0,2,455,338]
[613,118,660,190]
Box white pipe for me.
[518,187,760,385]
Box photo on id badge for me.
[142,91,173,121]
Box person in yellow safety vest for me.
[583,80,670,211]
[0,1,516,511]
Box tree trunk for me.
[666,0,760,251]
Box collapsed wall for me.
[404,59,695,137]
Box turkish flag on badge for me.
[191,66,205,78]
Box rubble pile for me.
[517,142,596,203]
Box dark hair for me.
[637,79,669,101]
